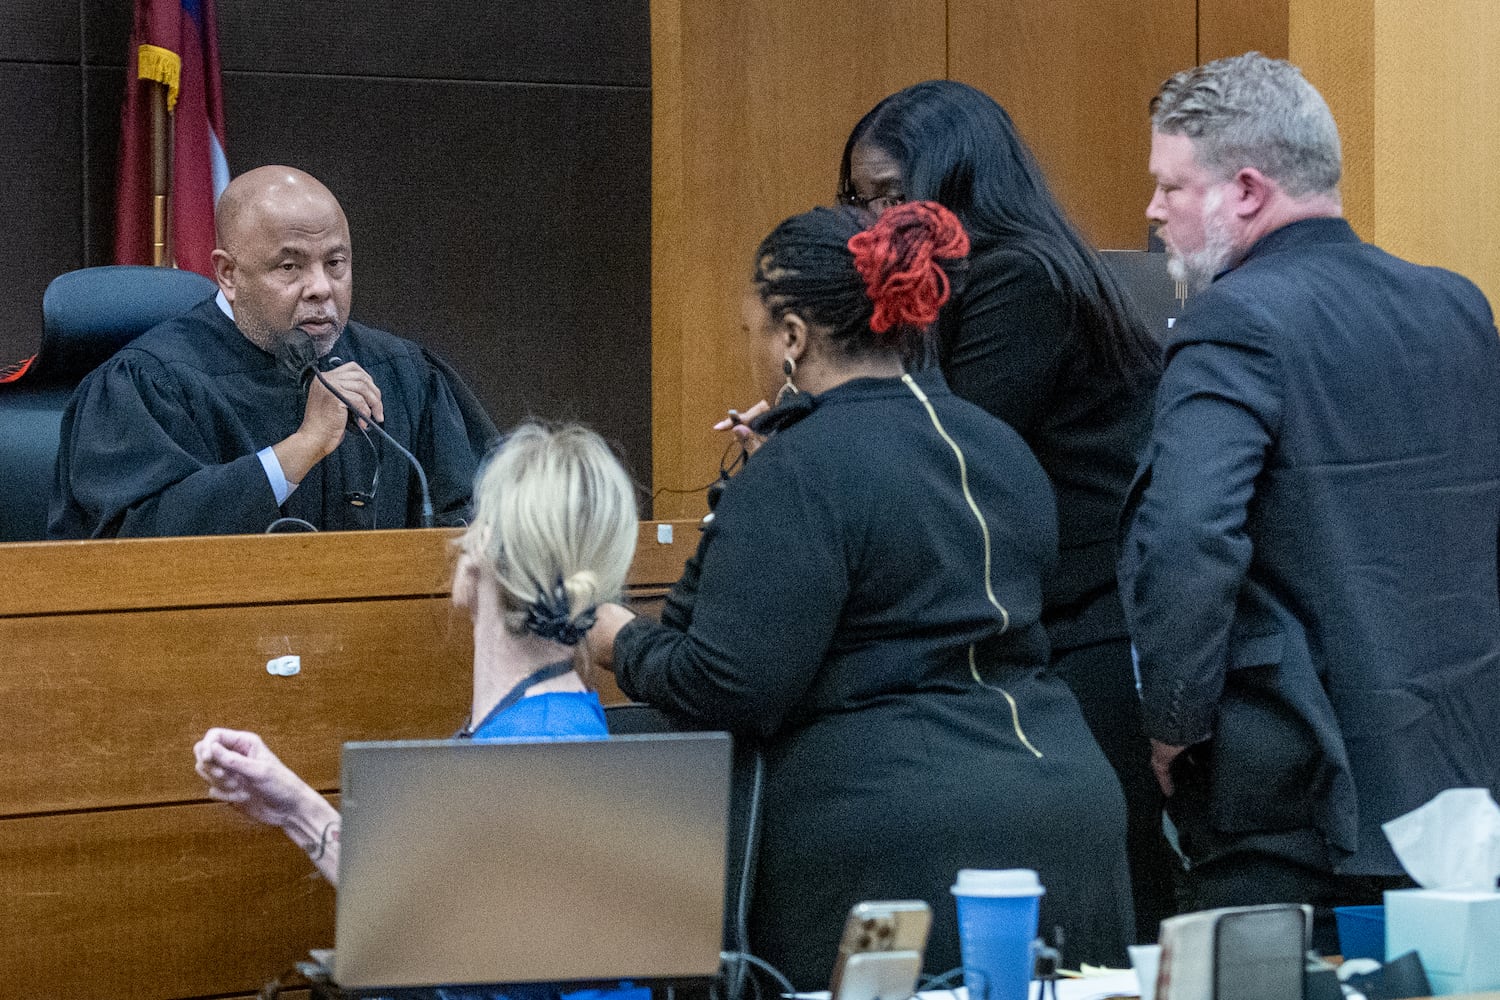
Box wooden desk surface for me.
[0,520,701,617]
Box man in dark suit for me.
[1120,51,1500,940]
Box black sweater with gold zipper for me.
[614,369,1132,987]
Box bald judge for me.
[49,166,496,538]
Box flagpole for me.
[149,79,172,267]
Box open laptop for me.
[314,733,732,995]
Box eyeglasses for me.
[838,189,906,213]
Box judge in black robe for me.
[48,295,495,538]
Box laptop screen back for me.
[334,733,731,990]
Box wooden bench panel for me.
[0,530,459,617]
[0,521,699,618]
[2,800,338,1000]
[1,597,471,814]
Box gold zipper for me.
[903,374,1043,759]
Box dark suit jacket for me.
[1120,217,1500,874]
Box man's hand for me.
[273,361,383,484]
[1150,738,1188,797]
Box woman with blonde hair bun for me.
[193,421,638,883]
[457,421,640,706]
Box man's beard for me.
[1165,189,1239,294]
[242,317,343,359]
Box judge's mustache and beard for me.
[236,303,345,360]
[1164,187,1241,294]
[271,320,346,383]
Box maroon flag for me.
[115,0,228,278]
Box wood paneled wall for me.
[650,1,945,518]
[1200,0,1290,63]
[1290,0,1376,238]
[1291,0,1500,307]
[1366,0,1500,307]
[947,0,1196,250]
[650,0,1289,519]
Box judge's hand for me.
[194,727,316,829]
[274,362,383,484]
[713,400,770,456]
[584,602,637,673]
[1150,738,1188,797]
[304,362,383,447]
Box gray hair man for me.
[1121,52,1500,949]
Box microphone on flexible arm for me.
[275,329,320,392]
[275,329,435,528]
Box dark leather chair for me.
[0,266,217,542]
[603,702,764,1000]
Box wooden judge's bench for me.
[0,523,701,1000]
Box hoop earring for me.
[776,356,799,405]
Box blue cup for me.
[951,869,1045,1000]
[1334,904,1385,962]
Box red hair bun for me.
[847,201,970,339]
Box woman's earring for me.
[776,356,799,404]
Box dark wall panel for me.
[0,2,79,63]
[82,67,125,269]
[225,73,653,478]
[80,0,131,67]
[213,1,649,85]
[0,63,84,363]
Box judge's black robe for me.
[48,298,497,538]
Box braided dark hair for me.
[753,202,969,356]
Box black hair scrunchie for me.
[524,578,597,646]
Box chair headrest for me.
[33,266,218,384]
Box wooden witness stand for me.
[0,523,701,1000]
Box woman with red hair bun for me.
[588,203,1131,988]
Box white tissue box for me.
[1385,888,1500,995]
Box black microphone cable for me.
[309,366,434,528]
[323,354,382,527]
[274,333,386,528]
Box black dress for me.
[613,371,1132,989]
[48,297,496,537]
[936,246,1171,936]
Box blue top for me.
[470,690,608,741]
[442,690,647,1000]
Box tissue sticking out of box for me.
[1383,788,1500,891]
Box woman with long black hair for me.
[838,81,1170,937]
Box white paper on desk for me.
[1382,787,1500,890]
[1032,971,1142,999]
[802,972,1143,1000]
